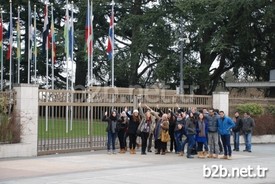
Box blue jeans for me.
[174,132,183,153]
[243,132,252,151]
[187,134,196,150]
[221,134,231,156]
[233,132,240,150]
[107,131,117,151]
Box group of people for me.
[102,103,255,160]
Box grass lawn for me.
[38,118,107,139]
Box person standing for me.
[217,111,235,160]
[196,113,209,158]
[174,111,186,156]
[102,110,119,154]
[117,111,128,154]
[206,108,219,158]
[232,111,242,151]
[125,107,141,154]
[168,109,177,153]
[185,112,196,158]
[138,103,154,155]
[242,112,255,152]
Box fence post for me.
[212,91,229,115]
[14,84,39,157]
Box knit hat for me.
[133,109,139,113]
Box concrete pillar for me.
[14,84,39,157]
[212,91,229,115]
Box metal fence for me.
[38,87,213,155]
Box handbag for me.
[136,122,143,136]
[161,130,170,142]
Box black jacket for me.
[232,116,243,132]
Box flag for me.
[6,22,12,60]
[64,4,69,56]
[16,14,21,60]
[69,16,74,58]
[42,4,49,54]
[106,10,114,60]
[50,10,56,63]
[29,25,35,61]
[85,2,92,57]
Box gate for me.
[38,87,212,155]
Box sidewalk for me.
[0,144,274,184]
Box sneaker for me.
[141,152,147,155]
[147,150,152,152]
[248,150,252,153]
[227,156,232,160]
[243,150,248,152]
[107,151,111,155]
[112,151,116,154]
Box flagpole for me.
[27,0,31,84]
[45,2,49,132]
[34,5,37,84]
[87,0,90,87]
[51,4,54,89]
[111,0,114,87]
[9,0,12,91]
[90,0,93,87]
[17,6,20,84]
[65,0,69,133]
[70,1,74,131]
[0,8,3,91]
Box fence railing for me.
[37,88,213,155]
[229,97,275,115]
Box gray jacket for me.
[206,114,219,133]
[242,117,255,133]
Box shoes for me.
[243,149,248,152]
[147,150,152,152]
[220,155,228,159]
[207,154,213,158]
[141,152,147,155]
[155,152,160,155]
[248,150,252,153]
[227,156,232,160]
[112,151,116,154]
[107,151,111,155]
[219,151,224,155]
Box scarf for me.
[198,120,206,137]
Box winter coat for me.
[126,112,141,134]
[217,116,235,135]
[242,116,255,133]
[232,116,243,133]
[205,114,219,132]
[102,115,118,133]
[185,117,196,135]
[196,119,208,143]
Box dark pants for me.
[169,130,177,152]
[129,133,137,149]
[107,131,117,151]
[187,134,196,150]
[118,130,125,149]
[147,133,153,151]
[155,139,166,153]
[221,134,232,156]
[141,132,149,154]
[197,142,204,151]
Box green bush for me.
[266,105,275,115]
[236,103,264,116]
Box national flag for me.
[6,22,12,60]
[42,4,49,54]
[49,10,56,63]
[69,17,74,59]
[16,14,21,60]
[106,10,114,60]
[64,5,69,56]
[85,1,92,57]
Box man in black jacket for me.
[232,111,242,151]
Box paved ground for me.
[0,144,274,184]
